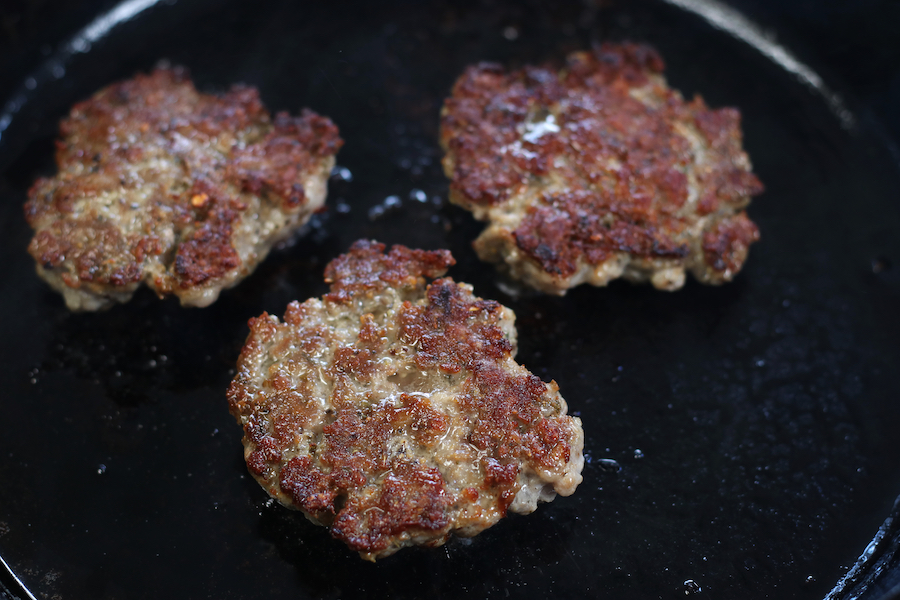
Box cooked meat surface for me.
[24,66,342,310]
[440,42,764,294]
[227,240,584,560]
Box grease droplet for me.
[598,458,621,473]
[331,166,353,182]
[368,205,386,220]
[502,26,519,40]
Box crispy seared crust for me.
[227,240,584,560]
[440,43,763,294]
[24,67,342,310]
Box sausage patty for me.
[25,66,342,310]
[227,240,584,560]
[440,42,764,294]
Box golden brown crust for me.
[440,42,763,293]
[322,240,455,303]
[24,67,342,310]
[227,240,584,560]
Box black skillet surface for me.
[1,1,900,598]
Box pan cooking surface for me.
[1,1,899,598]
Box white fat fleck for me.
[501,140,537,160]
[169,132,193,155]
[378,393,402,408]
[379,390,431,408]
[521,113,560,144]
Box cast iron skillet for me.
[1,1,899,598]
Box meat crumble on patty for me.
[227,240,584,560]
[24,66,342,310]
[440,42,764,294]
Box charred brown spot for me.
[30,221,145,286]
[280,456,338,516]
[483,457,518,489]
[513,190,691,277]
[330,346,377,382]
[226,110,342,209]
[399,279,513,373]
[331,460,451,554]
[324,240,455,303]
[460,364,553,464]
[702,213,761,274]
[174,226,241,287]
[271,389,317,444]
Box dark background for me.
[1,1,899,599]
[3,0,899,149]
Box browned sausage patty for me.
[440,42,764,294]
[227,240,584,560]
[24,66,342,310]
